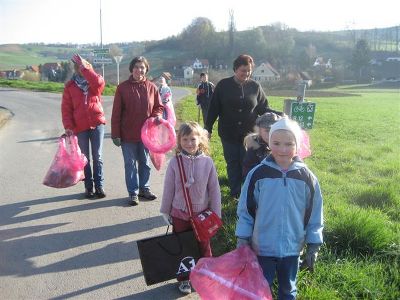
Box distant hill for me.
[1,23,398,85]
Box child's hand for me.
[301,243,321,272]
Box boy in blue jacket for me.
[235,118,323,300]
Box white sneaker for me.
[178,280,191,294]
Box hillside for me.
[1,24,398,85]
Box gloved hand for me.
[65,129,74,136]
[301,243,321,272]
[112,138,121,147]
[236,237,250,248]
[162,213,172,225]
[154,116,162,125]
[72,53,91,70]
[71,53,84,66]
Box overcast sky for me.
[0,0,399,44]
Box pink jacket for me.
[160,153,222,217]
[61,68,105,134]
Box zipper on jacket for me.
[283,172,287,186]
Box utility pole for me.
[100,0,104,78]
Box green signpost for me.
[290,102,316,129]
[93,48,110,55]
[284,99,316,129]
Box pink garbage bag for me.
[149,151,166,171]
[43,135,88,188]
[141,117,176,154]
[164,100,176,127]
[190,246,272,300]
[298,130,311,159]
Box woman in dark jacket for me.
[62,54,106,199]
[204,54,282,198]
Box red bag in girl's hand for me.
[43,135,87,188]
[190,246,272,300]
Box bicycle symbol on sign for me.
[293,105,305,113]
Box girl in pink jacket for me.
[160,121,221,294]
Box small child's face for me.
[180,132,200,155]
[269,130,297,168]
[201,75,208,82]
[259,127,270,144]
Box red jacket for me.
[111,76,163,142]
[61,68,106,134]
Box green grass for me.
[0,79,116,96]
[176,87,400,299]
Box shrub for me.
[326,205,396,255]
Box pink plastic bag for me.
[164,100,176,127]
[43,135,88,188]
[298,130,312,159]
[141,117,176,154]
[190,246,273,300]
[149,151,165,171]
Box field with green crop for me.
[176,87,400,299]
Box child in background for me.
[160,121,222,295]
[196,73,214,123]
[235,118,324,299]
[158,76,172,120]
[242,112,281,178]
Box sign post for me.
[113,55,123,85]
[283,83,316,129]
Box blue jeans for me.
[121,141,151,196]
[77,124,105,190]
[221,139,246,196]
[258,256,300,300]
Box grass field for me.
[176,87,400,299]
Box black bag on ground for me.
[137,227,201,285]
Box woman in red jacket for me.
[62,54,106,199]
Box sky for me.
[0,0,399,45]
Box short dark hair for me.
[233,54,254,71]
[129,56,149,73]
[200,72,207,77]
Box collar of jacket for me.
[180,150,203,159]
[129,75,147,85]
[263,154,304,171]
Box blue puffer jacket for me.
[235,155,323,257]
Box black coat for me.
[205,76,279,143]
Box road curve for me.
[0,87,201,299]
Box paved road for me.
[0,87,201,299]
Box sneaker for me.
[95,187,106,198]
[85,188,95,199]
[138,189,157,200]
[178,280,191,294]
[130,195,139,206]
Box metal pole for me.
[113,56,123,85]
[117,62,120,85]
[100,0,104,78]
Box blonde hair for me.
[176,121,210,155]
